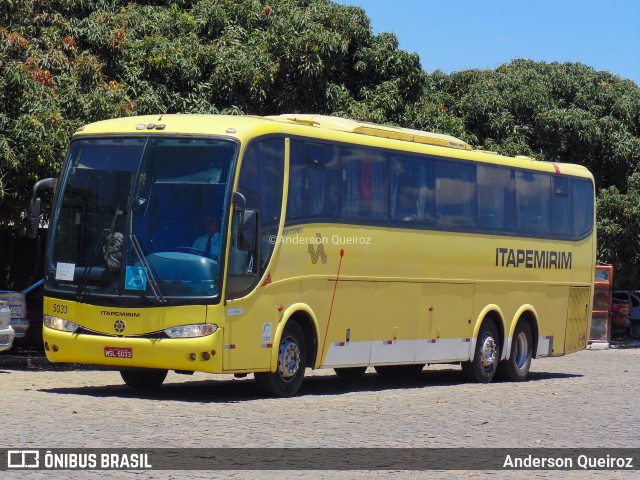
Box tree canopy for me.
[423,61,640,191]
[1,0,640,285]
[597,173,640,289]
[0,0,425,224]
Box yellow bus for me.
[30,114,595,397]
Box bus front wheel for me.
[120,368,168,390]
[255,322,307,397]
[462,321,500,383]
[496,321,533,381]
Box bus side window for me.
[227,138,284,299]
[477,165,515,231]
[572,178,594,238]
[390,155,434,225]
[516,171,550,235]
[435,161,476,228]
[287,140,340,222]
[551,176,571,236]
[341,147,388,222]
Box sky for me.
[336,0,640,85]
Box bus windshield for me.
[46,137,237,305]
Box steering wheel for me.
[175,247,218,261]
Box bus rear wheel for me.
[496,321,533,381]
[334,366,367,379]
[254,322,307,397]
[462,321,500,383]
[120,368,168,390]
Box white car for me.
[0,290,28,338]
[0,300,15,352]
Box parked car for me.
[0,289,28,338]
[610,295,630,330]
[0,300,15,352]
[612,291,640,339]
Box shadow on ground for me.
[35,367,582,404]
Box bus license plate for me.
[0,334,10,345]
[104,347,132,359]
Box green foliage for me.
[1,0,426,225]
[422,60,640,189]
[597,173,640,289]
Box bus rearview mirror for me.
[232,191,246,213]
[27,197,41,239]
[27,177,58,238]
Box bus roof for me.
[73,114,593,179]
[266,114,473,151]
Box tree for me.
[596,173,640,289]
[419,60,640,191]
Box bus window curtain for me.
[371,159,387,220]
[417,166,427,221]
[308,166,325,216]
[342,149,359,217]
[390,158,400,219]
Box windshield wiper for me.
[130,233,165,304]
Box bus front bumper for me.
[43,327,223,373]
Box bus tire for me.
[462,321,500,383]
[120,368,168,390]
[334,367,367,379]
[254,322,307,397]
[497,321,533,381]
[374,364,425,378]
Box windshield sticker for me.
[55,262,75,281]
[125,266,148,291]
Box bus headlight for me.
[165,323,218,338]
[44,315,79,333]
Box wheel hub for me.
[278,337,300,380]
[480,335,497,368]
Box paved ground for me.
[1,343,638,479]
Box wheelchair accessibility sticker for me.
[125,266,147,291]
